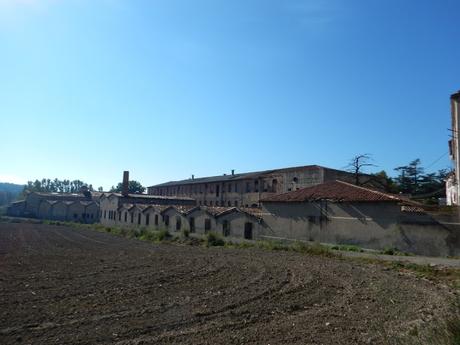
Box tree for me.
[110,180,145,194]
[23,178,93,194]
[371,170,399,193]
[97,186,103,192]
[346,154,376,186]
[394,159,424,194]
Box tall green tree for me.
[110,180,145,194]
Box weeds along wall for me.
[260,201,460,257]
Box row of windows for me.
[103,211,254,239]
[73,213,94,219]
[151,178,288,197]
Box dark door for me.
[189,217,195,232]
[244,222,253,240]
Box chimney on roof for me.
[231,169,235,176]
[192,174,194,180]
[122,171,129,197]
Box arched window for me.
[272,179,278,193]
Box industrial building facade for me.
[147,165,371,208]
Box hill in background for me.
[0,182,25,208]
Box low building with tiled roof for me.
[260,180,420,205]
[258,180,458,256]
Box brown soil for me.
[0,223,455,345]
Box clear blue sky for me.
[0,0,458,190]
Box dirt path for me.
[0,223,456,344]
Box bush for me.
[182,228,190,238]
[331,244,363,252]
[206,232,225,247]
[257,240,286,251]
[155,229,170,242]
[291,241,333,257]
[382,247,395,255]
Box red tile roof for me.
[260,180,415,204]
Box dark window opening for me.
[118,211,121,221]
[74,213,78,219]
[254,180,259,192]
[244,222,253,240]
[205,218,211,232]
[228,184,232,192]
[216,185,220,197]
[234,200,238,207]
[131,213,134,223]
[138,213,141,225]
[146,214,150,226]
[176,217,182,230]
[272,179,278,193]
[155,214,159,225]
[189,217,195,233]
[222,220,230,237]
[104,210,107,219]
[293,177,298,183]
[228,201,231,207]
[165,215,170,227]
[124,212,128,222]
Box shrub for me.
[331,244,363,252]
[291,241,333,257]
[155,229,170,242]
[206,232,225,247]
[182,228,190,238]
[257,240,286,251]
[382,247,395,255]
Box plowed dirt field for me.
[0,222,455,344]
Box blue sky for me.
[0,0,458,190]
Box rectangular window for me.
[205,218,211,232]
[104,210,107,219]
[138,213,141,225]
[131,213,134,223]
[176,217,181,230]
[155,214,159,225]
[146,214,150,226]
[165,215,170,226]
[222,220,230,237]
[119,212,121,221]
[189,217,195,233]
[124,212,128,222]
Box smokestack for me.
[122,171,129,196]
[231,169,235,176]
[192,174,194,180]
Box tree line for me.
[23,179,102,194]
[22,178,146,195]
[348,154,448,204]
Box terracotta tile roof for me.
[203,206,235,216]
[260,180,415,204]
[240,207,265,219]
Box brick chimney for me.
[122,171,129,196]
